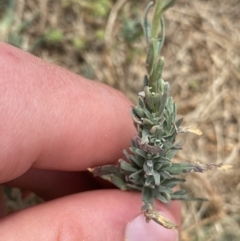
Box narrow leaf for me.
[160,170,172,179]
[159,82,169,116]
[144,175,154,186]
[161,0,177,13]
[138,96,145,109]
[146,41,155,73]
[89,165,122,177]
[143,160,154,175]
[144,86,155,110]
[158,186,172,194]
[154,191,169,204]
[143,1,154,42]
[101,174,127,190]
[175,118,183,128]
[132,106,145,118]
[120,160,138,172]
[129,155,144,168]
[162,178,186,188]
[165,162,204,174]
[142,187,154,209]
[126,183,142,191]
[130,147,147,158]
[153,171,160,186]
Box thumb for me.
[125,212,179,241]
[0,190,179,241]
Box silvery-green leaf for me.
[101,174,127,190]
[131,112,142,125]
[142,187,154,209]
[158,156,171,162]
[123,149,131,160]
[138,96,145,109]
[173,189,190,196]
[126,183,142,191]
[161,0,177,12]
[167,113,175,131]
[132,106,145,118]
[142,128,150,138]
[142,107,153,121]
[158,83,169,116]
[175,118,183,128]
[146,153,153,159]
[143,160,154,175]
[130,147,147,158]
[162,141,173,152]
[129,169,143,179]
[157,127,164,139]
[152,153,161,160]
[153,171,160,185]
[166,97,174,114]
[150,126,159,135]
[170,189,196,200]
[90,165,122,177]
[147,159,154,168]
[130,139,138,148]
[142,118,154,126]
[161,192,171,202]
[146,41,155,73]
[143,75,149,87]
[143,19,152,43]
[119,160,138,172]
[158,186,172,194]
[165,162,204,174]
[150,57,164,83]
[144,86,155,110]
[160,170,172,179]
[152,92,162,110]
[165,148,179,160]
[138,91,145,97]
[128,175,144,186]
[162,129,175,139]
[144,175,154,186]
[129,155,144,168]
[143,1,153,42]
[161,162,172,168]
[154,163,162,170]
[154,191,169,204]
[171,196,208,201]
[162,178,186,188]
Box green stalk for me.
[151,0,163,39]
[89,0,228,230]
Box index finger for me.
[0,42,136,183]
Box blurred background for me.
[1,0,240,240]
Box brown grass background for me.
[1,0,240,240]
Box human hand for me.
[0,42,180,241]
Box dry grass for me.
[1,0,240,240]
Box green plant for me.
[89,0,231,229]
[78,0,111,18]
[0,0,37,48]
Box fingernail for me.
[125,212,178,241]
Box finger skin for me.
[0,42,136,182]
[0,43,181,240]
[0,190,180,241]
[5,168,101,200]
